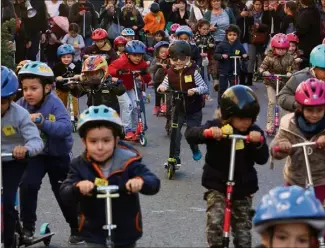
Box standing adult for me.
[69,0,98,47]
[45,0,64,18]
[295,0,321,68]
[159,0,175,28]
[167,0,190,26]
[317,0,325,42]
[188,0,208,29]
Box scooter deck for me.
[20,233,55,247]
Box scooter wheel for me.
[167,164,174,180]
[40,223,52,246]
[139,135,147,146]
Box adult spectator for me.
[188,0,208,29]
[318,0,325,41]
[295,0,321,68]
[69,0,98,46]
[167,0,190,26]
[1,0,15,23]
[45,0,64,18]
[159,0,175,27]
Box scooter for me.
[203,124,264,248]
[272,141,325,248]
[262,74,288,136]
[1,153,55,248]
[229,56,242,85]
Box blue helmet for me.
[121,28,135,37]
[154,41,169,56]
[77,105,123,137]
[175,25,193,37]
[253,186,325,234]
[310,44,325,68]
[1,66,19,98]
[57,44,75,57]
[18,61,54,84]
[125,40,146,54]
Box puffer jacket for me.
[270,113,325,187]
[259,50,298,88]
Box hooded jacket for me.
[60,142,160,246]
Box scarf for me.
[252,11,263,24]
[296,113,325,137]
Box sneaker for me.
[22,228,34,243]
[69,235,85,245]
[175,157,181,170]
[192,150,202,161]
[153,106,160,115]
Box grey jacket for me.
[277,67,315,112]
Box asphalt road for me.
[33,83,285,248]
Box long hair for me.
[207,0,227,10]
[123,0,138,21]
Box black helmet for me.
[226,24,241,36]
[220,85,260,121]
[168,40,191,58]
[150,2,160,13]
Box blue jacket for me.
[60,142,160,246]
[190,43,202,68]
[214,39,247,74]
[17,92,73,156]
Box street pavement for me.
[34,83,285,247]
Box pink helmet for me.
[295,78,325,106]
[287,33,299,43]
[170,23,180,33]
[271,33,290,49]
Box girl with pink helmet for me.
[169,23,180,42]
[259,33,299,134]
[271,78,325,206]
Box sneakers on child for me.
[192,150,202,161]
[22,227,35,243]
[153,106,160,115]
[69,229,85,245]
[175,157,181,170]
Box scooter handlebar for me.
[203,129,264,143]
[262,74,289,79]
[272,141,317,153]
[1,151,30,159]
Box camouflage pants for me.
[205,189,253,248]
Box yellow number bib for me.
[235,139,245,150]
[2,125,16,136]
[184,75,193,83]
[48,114,56,122]
[235,50,240,55]
[94,178,108,187]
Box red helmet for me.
[114,36,127,47]
[287,33,299,43]
[91,28,108,41]
[295,78,325,106]
[271,33,289,49]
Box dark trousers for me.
[2,160,27,246]
[19,154,78,231]
[26,32,41,61]
[154,83,163,107]
[218,74,234,104]
[175,110,202,158]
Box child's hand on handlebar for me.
[76,180,95,195]
[188,89,196,96]
[286,72,292,77]
[316,135,325,149]
[157,85,167,92]
[207,127,223,140]
[278,141,292,153]
[13,146,28,160]
[30,113,43,125]
[262,71,271,76]
[249,131,262,143]
[56,76,63,81]
[242,54,248,58]
[222,54,228,59]
[126,178,144,193]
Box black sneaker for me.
[69,235,85,245]
[22,228,34,243]
[175,157,181,170]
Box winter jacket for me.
[119,9,144,30]
[159,0,173,26]
[193,33,215,54]
[149,58,169,88]
[259,50,298,88]
[190,43,202,68]
[108,54,151,90]
[60,142,160,246]
[143,11,165,34]
[204,8,236,26]
[83,43,118,65]
[167,9,189,26]
[17,93,73,157]
[271,113,325,187]
[265,6,284,35]
[318,4,325,41]
[277,68,315,112]
[279,14,295,34]
[53,61,82,91]
[99,6,121,29]
[69,2,98,37]
[185,119,269,199]
[23,0,48,34]
[214,39,247,74]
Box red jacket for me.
[108,54,151,90]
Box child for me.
[1,66,44,248]
[61,23,85,63]
[108,40,151,139]
[80,55,126,114]
[169,23,180,42]
[53,44,81,121]
[149,41,169,115]
[15,60,31,100]
[16,61,82,244]
[143,2,165,40]
[215,24,248,103]
[157,40,208,167]
[60,105,160,247]
[271,78,325,203]
[185,85,269,248]
[152,30,168,46]
[113,36,128,57]
[259,33,298,134]
[253,186,325,248]
[175,25,202,67]
[83,28,118,65]
[121,28,136,42]
[287,33,303,65]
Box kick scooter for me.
[1,153,55,248]
[262,74,288,136]
[273,141,325,247]
[229,56,242,85]
[161,89,188,179]
[203,124,264,248]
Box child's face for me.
[69,31,77,38]
[83,70,104,81]
[61,54,73,65]
[288,42,297,53]
[95,40,106,49]
[117,45,125,53]
[231,117,253,132]
[198,24,210,36]
[158,47,168,59]
[128,54,143,64]
[314,68,325,81]
[22,79,50,106]
[268,223,311,248]
[303,105,325,124]
[274,48,287,56]
[227,31,238,43]
[178,34,190,42]
[170,56,190,69]
[83,127,116,162]
[67,0,75,7]
[124,36,134,42]
[1,98,10,115]
[154,34,163,42]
